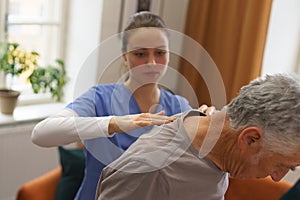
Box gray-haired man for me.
[96,73,300,200]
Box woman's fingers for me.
[155,110,165,116]
[205,106,216,115]
[198,104,208,113]
[133,112,175,126]
[113,112,175,133]
[198,104,217,116]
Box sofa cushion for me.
[225,177,292,200]
[55,146,85,200]
[16,167,62,200]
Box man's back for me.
[96,110,228,200]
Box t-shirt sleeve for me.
[176,95,192,111]
[96,162,169,200]
[66,86,98,117]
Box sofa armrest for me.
[16,167,62,200]
[225,177,293,200]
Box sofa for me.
[16,167,62,200]
[16,146,85,200]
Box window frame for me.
[0,0,69,105]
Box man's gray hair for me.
[226,73,300,155]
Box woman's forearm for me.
[31,108,112,147]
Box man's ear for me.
[237,127,263,150]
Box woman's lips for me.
[144,71,159,76]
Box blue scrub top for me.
[67,83,192,200]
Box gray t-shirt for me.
[96,110,228,200]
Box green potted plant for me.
[29,58,67,102]
[0,42,67,114]
[0,42,39,114]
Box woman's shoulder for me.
[94,83,118,89]
[93,83,124,93]
[160,88,191,111]
[160,88,187,101]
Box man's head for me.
[224,73,300,181]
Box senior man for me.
[96,73,300,200]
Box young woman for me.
[32,11,212,199]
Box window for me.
[0,0,67,104]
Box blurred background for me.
[0,0,299,199]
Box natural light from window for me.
[2,0,65,104]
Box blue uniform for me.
[67,83,191,200]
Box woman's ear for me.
[122,53,127,62]
[122,54,129,69]
[237,127,263,150]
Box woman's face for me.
[123,27,169,85]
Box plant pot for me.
[0,89,20,114]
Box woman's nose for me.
[147,53,156,65]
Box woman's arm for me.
[32,109,176,147]
[108,111,175,133]
[31,108,112,147]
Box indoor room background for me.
[0,0,299,199]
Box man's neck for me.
[183,110,231,171]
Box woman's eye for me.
[156,50,166,56]
[134,52,145,57]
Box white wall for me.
[100,0,189,41]
[64,0,103,102]
[262,0,300,75]
[0,123,59,200]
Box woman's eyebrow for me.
[131,46,168,50]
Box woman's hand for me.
[109,111,176,134]
[108,105,217,134]
[198,104,217,116]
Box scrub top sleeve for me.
[177,95,192,111]
[66,86,98,117]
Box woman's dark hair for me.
[121,11,169,52]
